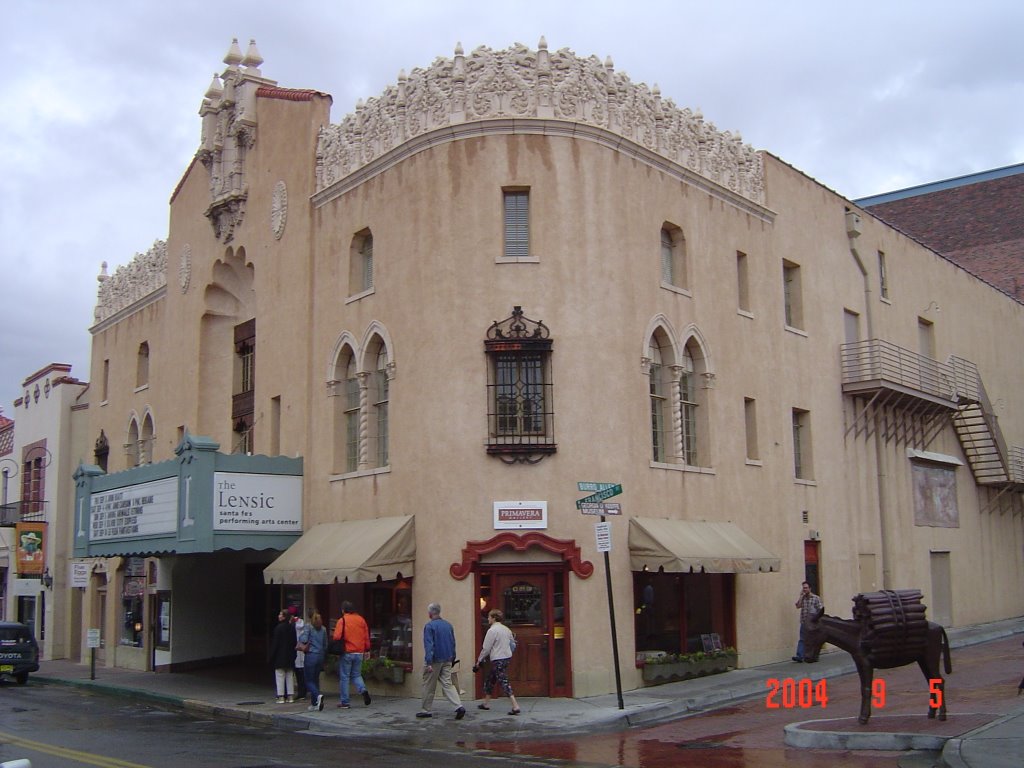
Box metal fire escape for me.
[841,340,1024,513]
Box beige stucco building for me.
[76,39,1024,697]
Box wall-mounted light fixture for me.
[921,301,941,314]
[41,567,54,589]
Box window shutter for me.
[504,192,529,258]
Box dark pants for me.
[295,666,307,698]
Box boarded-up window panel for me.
[912,462,959,528]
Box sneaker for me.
[362,689,372,706]
[316,694,324,711]
[307,704,319,711]
[455,706,466,720]
[285,696,294,703]
[415,711,433,718]
[276,696,285,704]
[791,656,803,663]
[337,703,350,709]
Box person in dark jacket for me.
[269,609,296,703]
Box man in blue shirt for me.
[416,602,466,719]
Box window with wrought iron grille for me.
[485,307,555,461]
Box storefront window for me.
[328,578,412,664]
[633,571,735,654]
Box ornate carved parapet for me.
[94,240,168,324]
[316,39,765,205]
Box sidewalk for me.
[33,617,1024,766]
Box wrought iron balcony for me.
[0,499,48,526]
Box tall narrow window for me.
[345,356,360,473]
[125,419,141,468]
[369,341,390,468]
[503,190,530,259]
[792,408,813,480]
[140,413,154,464]
[680,348,698,465]
[269,396,281,456]
[660,224,687,289]
[20,441,47,517]
[878,250,888,300]
[233,319,255,454]
[736,251,750,312]
[783,259,803,329]
[136,342,149,389]
[485,307,555,461]
[349,229,374,295]
[744,397,759,461]
[102,359,110,402]
[648,338,669,462]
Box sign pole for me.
[601,513,624,710]
[90,647,96,680]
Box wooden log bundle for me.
[852,589,930,663]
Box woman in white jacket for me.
[473,609,521,715]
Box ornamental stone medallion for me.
[179,244,192,293]
[271,180,288,239]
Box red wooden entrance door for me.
[491,572,550,697]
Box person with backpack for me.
[473,608,520,715]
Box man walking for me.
[793,581,823,662]
[416,602,466,720]
[334,601,372,708]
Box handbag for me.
[510,632,517,654]
[296,640,309,653]
[328,616,346,655]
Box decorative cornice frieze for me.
[93,240,167,325]
[316,40,764,206]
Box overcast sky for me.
[2,1,1022,414]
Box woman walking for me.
[298,611,328,711]
[473,609,521,715]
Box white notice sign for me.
[70,561,90,588]
[90,477,178,541]
[87,628,101,649]
[595,521,612,552]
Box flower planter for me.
[641,657,735,686]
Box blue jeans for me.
[304,653,324,703]
[339,652,367,704]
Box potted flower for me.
[641,647,737,685]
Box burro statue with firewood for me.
[801,589,951,724]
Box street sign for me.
[577,482,617,492]
[576,483,622,508]
[595,521,612,552]
[87,628,101,649]
[579,502,622,516]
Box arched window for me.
[370,341,389,468]
[648,334,672,462]
[125,419,141,468]
[680,347,697,465]
[140,412,155,464]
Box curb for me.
[784,716,950,752]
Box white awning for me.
[263,515,415,584]
[628,517,781,574]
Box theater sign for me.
[73,433,303,558]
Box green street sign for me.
[576,484,622,508]
[577,482,616,492]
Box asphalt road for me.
[0,683,554,768]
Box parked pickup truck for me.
[0,621,39,685]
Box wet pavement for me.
[31,617,1024,768]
